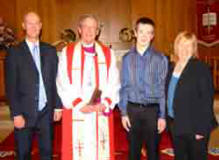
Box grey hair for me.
[78,14,100,29]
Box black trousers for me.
[173,133,209,160]
[14,108,53,160]
[167,116,187,160]
[127,102,159,160]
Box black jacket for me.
[167,58,218,136]
[5,41,62,127]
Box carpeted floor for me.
[0,101,219,160]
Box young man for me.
[5,12,62,160]
[119,17,168,160]
[56,14,120,160]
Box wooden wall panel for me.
[0,0,131,44]
[199,45,219,57]
[130,0,156,22]
[54,0,131,44]
[0,51,6,101]
[131,0,197,55]
[0,0,16,29]
[0,0,196,52]
[38,0,57,42]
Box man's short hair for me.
[78,14,99,29]
[135,17,155,31]
[23,11,41,23]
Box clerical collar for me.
[82,42,95,54]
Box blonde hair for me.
[174,31,198,58]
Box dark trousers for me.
[127,102,159,160]
[14,108,53,160]
[167,116,187,160]
[173,133,209,160]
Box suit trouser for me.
[127,102,159,160]
[14,108,53,160]
[173,133,209,160]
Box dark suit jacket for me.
[167,58,218,136]
[5,41,62,127]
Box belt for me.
[128,101,158,108]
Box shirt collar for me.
[131,45,152,57]
[25,38,40,50]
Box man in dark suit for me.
[5,12,62,160]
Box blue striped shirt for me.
[118,46,168,118]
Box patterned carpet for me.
[0,101,218,160]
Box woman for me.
[167,31,218,160]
